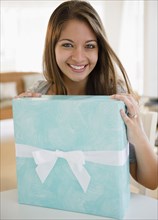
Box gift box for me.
[12,95,130,220]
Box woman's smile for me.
[68,64,88,72]
[55,19,98,83]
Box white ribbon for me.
[16,143,129,193]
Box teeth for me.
[70,65,85,70]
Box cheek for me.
[91,52,98,66]
[55,48,69,66]
[91,48,98,63]
[55,47,60,65]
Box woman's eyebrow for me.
[58,39,97,43]
[58,39,74,42]
[85,40,97,43]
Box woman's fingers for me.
[111,93,143,145]
[120,109,134,125]
[15,92,42,98]
[111,94,139,117]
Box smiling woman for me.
[40,0,133,96]
[1,1,156,98]
[16,0,158,192]
[55,19,98,94]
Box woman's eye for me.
[62,43,73,48]
[86,44,95,49]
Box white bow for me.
[32,149,90,193]
[16,144,129,193]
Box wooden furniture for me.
[0,72,40,120]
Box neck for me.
[63,77,87,95]
[67,84,86,95]
[48,78,88,95]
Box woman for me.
[19,0,157,190]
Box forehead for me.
[59,19,97,41]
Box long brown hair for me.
[43,0,133,95]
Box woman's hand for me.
[111,93,158,190]
[111,93,145,146]
[16,92,42,98]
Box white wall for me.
[102,1,157,98]
[1,1,64,72]
[102,1,123,53]
[143,1,157,98]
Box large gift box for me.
[12,96,130,219]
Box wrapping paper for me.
[13,95,130,219]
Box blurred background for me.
[0,0,157,197]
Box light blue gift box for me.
[12,96,130,220]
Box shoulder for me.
[27,80,51,94]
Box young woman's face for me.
[55,19,98,84]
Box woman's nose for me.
[71,47,86,62]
